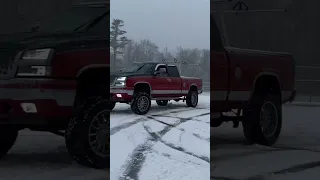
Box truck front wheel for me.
[0,127,18,159]
[131,92,151,115]
[242,94,282,146]
[65,97,109,169]
[109,102,116,111]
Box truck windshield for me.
[37,7,107,34]
[122,63,155,73]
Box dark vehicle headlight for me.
[16,48,53,77]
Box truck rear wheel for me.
[65,97,109,169]
[242,93,282,146]
[186,90,198,107]
[0,127,18,159]
[156,100,168,106]
[131,92,151,115]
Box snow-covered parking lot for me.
[110,93,210,180]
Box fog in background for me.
[111,0,210,86]
[111,0,210,49]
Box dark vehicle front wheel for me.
[242,93,282,146]
[131,92,151,115]
[186,90,198,107]
[65,97,109,169]
[156,100,168,106]
[0,127,18,159]
[109,101,116,110]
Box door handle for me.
[166,78,171,82]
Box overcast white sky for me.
[110,0,210,51]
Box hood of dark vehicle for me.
[19,32,105,50]
[111,71,151,78]
[0,31,106,51]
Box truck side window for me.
[211,15,224,51]
[167,66,180,77]
[156,65,168,76]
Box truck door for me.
[211,15,229,111]
[152,64,171,97]
[167,65,182,97]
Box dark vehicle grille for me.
[0,49,16,75]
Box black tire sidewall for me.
[131,92,151,115]
[66,98,110,169]
[0,128,18,159]
[186,90,198,107]
[156,100,168,106]
[243,94,282,146]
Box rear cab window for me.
[167,65,180,77]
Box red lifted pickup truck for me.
[110,63,203,114]
[211,16,296,146]
[0,3,110,169]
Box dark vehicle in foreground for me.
[110,63,203,114]
[0,2,110,169]
[211,15,296,146]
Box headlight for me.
[17,65,51,77]
[16,48,53,77]
[22,48,52,60]
[114,77,127,87]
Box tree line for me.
[110,19,210,82]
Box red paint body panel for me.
[211,48,295,112]
[51,48,109,78]
[226,48,295,92]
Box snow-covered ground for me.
[110,93,210,180]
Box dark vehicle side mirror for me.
[153,71,161,76]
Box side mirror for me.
[153,71,161,76]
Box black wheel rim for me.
[89,109,109,157]
[137,96,149,112]
[259,102,278,138]
[191,93,198,106]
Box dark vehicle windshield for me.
[37,6,107,34]
[121,63,156,74]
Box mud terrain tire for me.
[242,93,282,146]
[156,100,168,106]
[0,127,18,159]
[186,90,198,107]
[109,102,116,110]
[131,92,151,115]
[65,97,109,169]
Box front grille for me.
[0,49,16,75]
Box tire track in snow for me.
[110,108,199,136]
[118,111,210,180]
